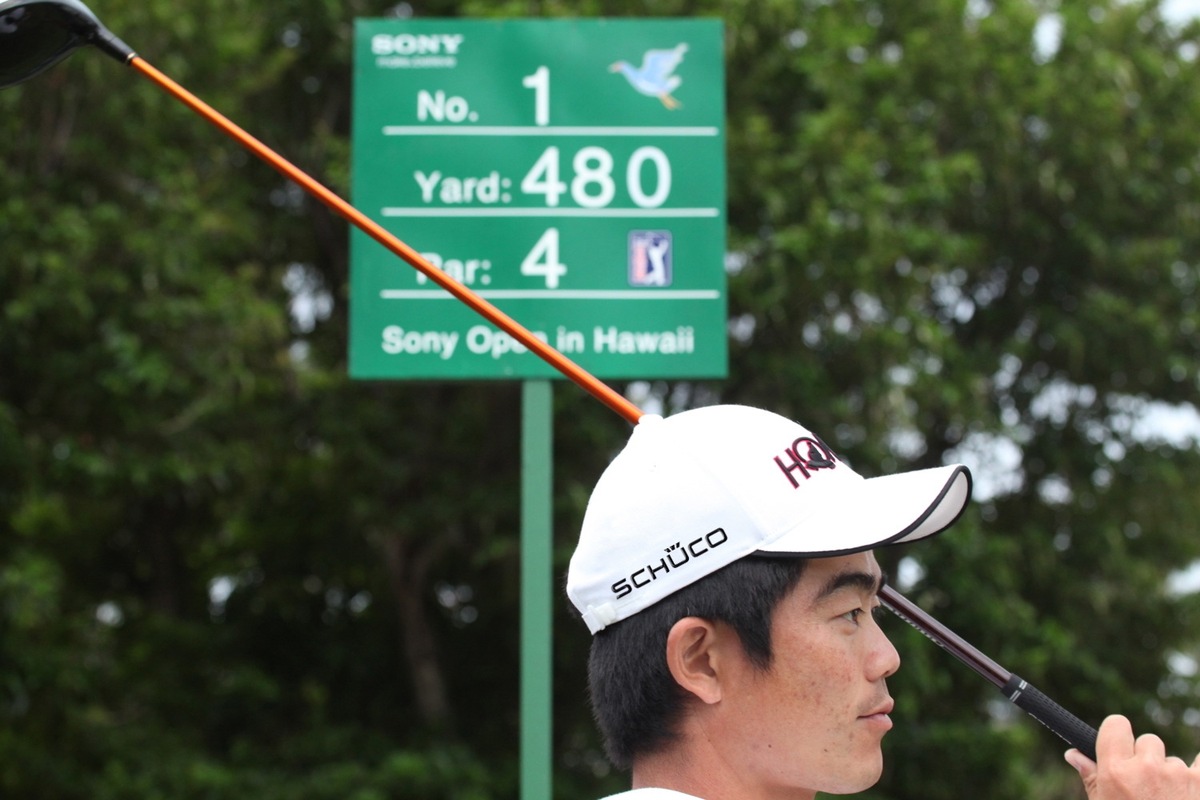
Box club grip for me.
[1002,674,1097,761]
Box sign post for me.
[520,379,553,800]
[350,18,726,800]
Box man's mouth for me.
[859,699,895,721]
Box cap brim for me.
[756,464,972,558]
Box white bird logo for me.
[609,43,688,110]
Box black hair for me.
[586,556,807,770]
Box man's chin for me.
[817,753,885,796]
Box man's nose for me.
[870,624,901,680]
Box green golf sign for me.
[349,18,726,379]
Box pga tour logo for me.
[628,231,672,287]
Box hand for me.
[1065,714,1200,799]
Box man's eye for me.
[842,604,885,625]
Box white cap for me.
[567,405,972,634]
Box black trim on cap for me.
[753,465,973,560]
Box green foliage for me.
[718,0,1200,797]
[3,0,1200,798]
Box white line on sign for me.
[381,207,719,218]
[379,289,721,300]
[382,126,720,137]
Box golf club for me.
[0,0,132,88]
[880,584,1097,759]
[0,0,641,427]
[1,0,1099,762]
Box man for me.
[566,405,1200,799]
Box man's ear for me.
[664,616,739,705]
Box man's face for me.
[716,551,899,797]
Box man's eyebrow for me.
[813,569,889,603]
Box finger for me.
[1065,749,1097,793]
[1133,733,1167,760]
[1065,748,1096,772]
[1096,714,1136,762]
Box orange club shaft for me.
[126,55,645,426]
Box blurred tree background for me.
[2,0,1200,798]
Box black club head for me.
[0,0,133,89]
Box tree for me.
[719,1,1200,797]
[2,1,1200,799]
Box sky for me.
[1035,0,1200,59]
[1162,0,1200,22]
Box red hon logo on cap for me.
[774,436,838,487]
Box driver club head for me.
[0,0,134,89]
